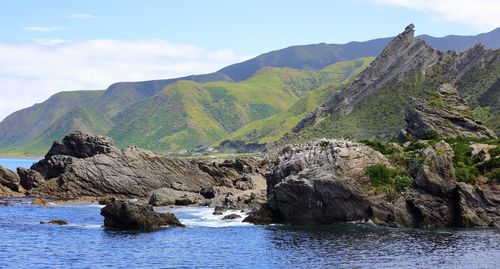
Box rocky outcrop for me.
[252,138,500,228]
[398,84,496,141]
[0,165,20,192]
[295,24,443,131]
[265,139,404,225]
[100,200,184,230]
[24,132,269,211]
[26,133,217,198]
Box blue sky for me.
[0,0,499,120]
[1,0,497,54]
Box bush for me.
[489,146,500,158]
[365,164,413,194]
[455,166,479,184]
[420,129,440,140]
[360,140,398,155]
[405,141,426,151]
[486,169,500,182]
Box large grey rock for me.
[265,139,407,226]
[100,200,184,230]
[399,84,496,141]
[148,188,204,206]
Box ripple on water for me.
[0,202,499,268]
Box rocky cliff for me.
[247,138,499,228]
[292,24,500,139]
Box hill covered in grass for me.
[0,59,370,156]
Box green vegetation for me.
[445,137,500,184]
[226,58,374,144]
[0,58,373,156]
[365,164,413,194]
[360,140,398,155]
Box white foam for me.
[163,207,252,228]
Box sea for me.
[1,158,499,268]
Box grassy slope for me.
[109,61,368,151]
[226,57,374,144]
[0,90,104,152]
[281,60,500,147]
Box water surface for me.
[0,159,499,268]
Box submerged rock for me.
[222,214,242,220]
[100,200,184,230]
[31,198,49,206]
[40,219,68,225]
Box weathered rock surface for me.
[253,138,500,228]
[18,167,46,191]
[0,165,20,192]
[100,200,184,230]
[265,139,402,225]
[40,219,68,225]
[398,84,496,141]
[25,132,269,211]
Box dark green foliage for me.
[489,146,500,158]
[405,141,427,151]
[477,157,500,174]
[365,164,413,193]
[420,129,440,140]
[360,140,398,155]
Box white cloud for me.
[370,0,500,30]
[23,26,66,32]
[0,39,252,121]
[66,13,95,19]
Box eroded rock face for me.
[25,132,269,211]
[0,165,20,192]
[100,201,184,230]
[27,134,217,198]
[255,139,500,228]
[266,139,403,225]
[398,84,496,141]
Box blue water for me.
[0,158,38,171]
[1,159,499,268]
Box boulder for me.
[100,200,184,230]
[148,188,203,206]
[222,214,242,220]
[0,165,20,192]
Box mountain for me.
[1,26,499,156]
[280,24,500,146]
[0,59,370,155]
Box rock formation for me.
[100,200,184,230]
[294,24,442,131]
[23,131,268,211]
[398,83,496,141]
[0,165,20,192]
[249,138,500,228]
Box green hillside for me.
[226,57,374,144]
[109,58,373,150]
[0,58,371,156]
[281,61,500,147]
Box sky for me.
[0,0,499,121]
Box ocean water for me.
[1,159,499,268]
[0,158,38,171]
